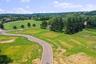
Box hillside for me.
[84,11,96,15]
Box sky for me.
[0,0,96,14]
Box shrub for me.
[33,24,36,27]
[21,25,25,28]
[13,26,17,29]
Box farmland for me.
[9,28,96,56]
[0,35,42,64]
[0,0,96,64]
[2,19,96,64]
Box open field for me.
[9,28,96,64]
[9,28,96,57]
[3,20,96,64]
[0,35,42,64]
[0,0,96,64]
[4,20,41,30]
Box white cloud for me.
[26,6,30,8]
[54,1,59,4]
[53,1,82,9]
[0,9,3,12]
[12,7,33,14]
[0,8,5,13]
[4,0,31,3]
[81,4,96,11]
[0,7,33,14]
[53,1,96,11]
[20,0,31,3]
[6,0,11,2]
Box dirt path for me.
[0,29,53,64]
[0,39,15,43]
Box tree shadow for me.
[0,50,13,64]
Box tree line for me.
[1,13,96,34]
[13,23,36,29]
[40,14,96,34]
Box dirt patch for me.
[56,47,66,55]
[32,58,41,64]
[0,39,15,43]
[65,52,96,64]
[53,48,67,64]
[53,52,96,64]
[53,57,67,64]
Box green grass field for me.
[4,20,41,30]
[0,35,42,64]
[3,20,96,63]
[9,28,96,57]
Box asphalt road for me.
[0,29,53,64]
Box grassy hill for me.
[4,20,41,30]
[2,19,96,63]
[4,20,96,57]
[8,27,96,63]
[85,11,96,15]
[10,28,96,57]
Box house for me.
[84,21,88,26]
[2,18,11,23]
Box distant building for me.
[84,21,87,26]
[2,18,11,23]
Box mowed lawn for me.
[0,35,42,64]
[4,20,41,30]
[10,28,96,57]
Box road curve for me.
[0,30,53,64]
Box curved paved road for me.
[0,29,53,64]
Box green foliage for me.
[27,23,31,28]
[0,55,12,64]
[21,25,25,28]
[32,24,36,27]
[85,10,96,15]
[64,14,84,34]
[0,23,4,29]
[13,26,17,29]
[40,21,48,29]
[85,16,96,28]
[32,16,50,21]
[49,17,64,32]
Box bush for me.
[0,24,4,29]
[33,24,36,27]
[13,26,17,29]
[21,25,25,28]
[27,23,31,28]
